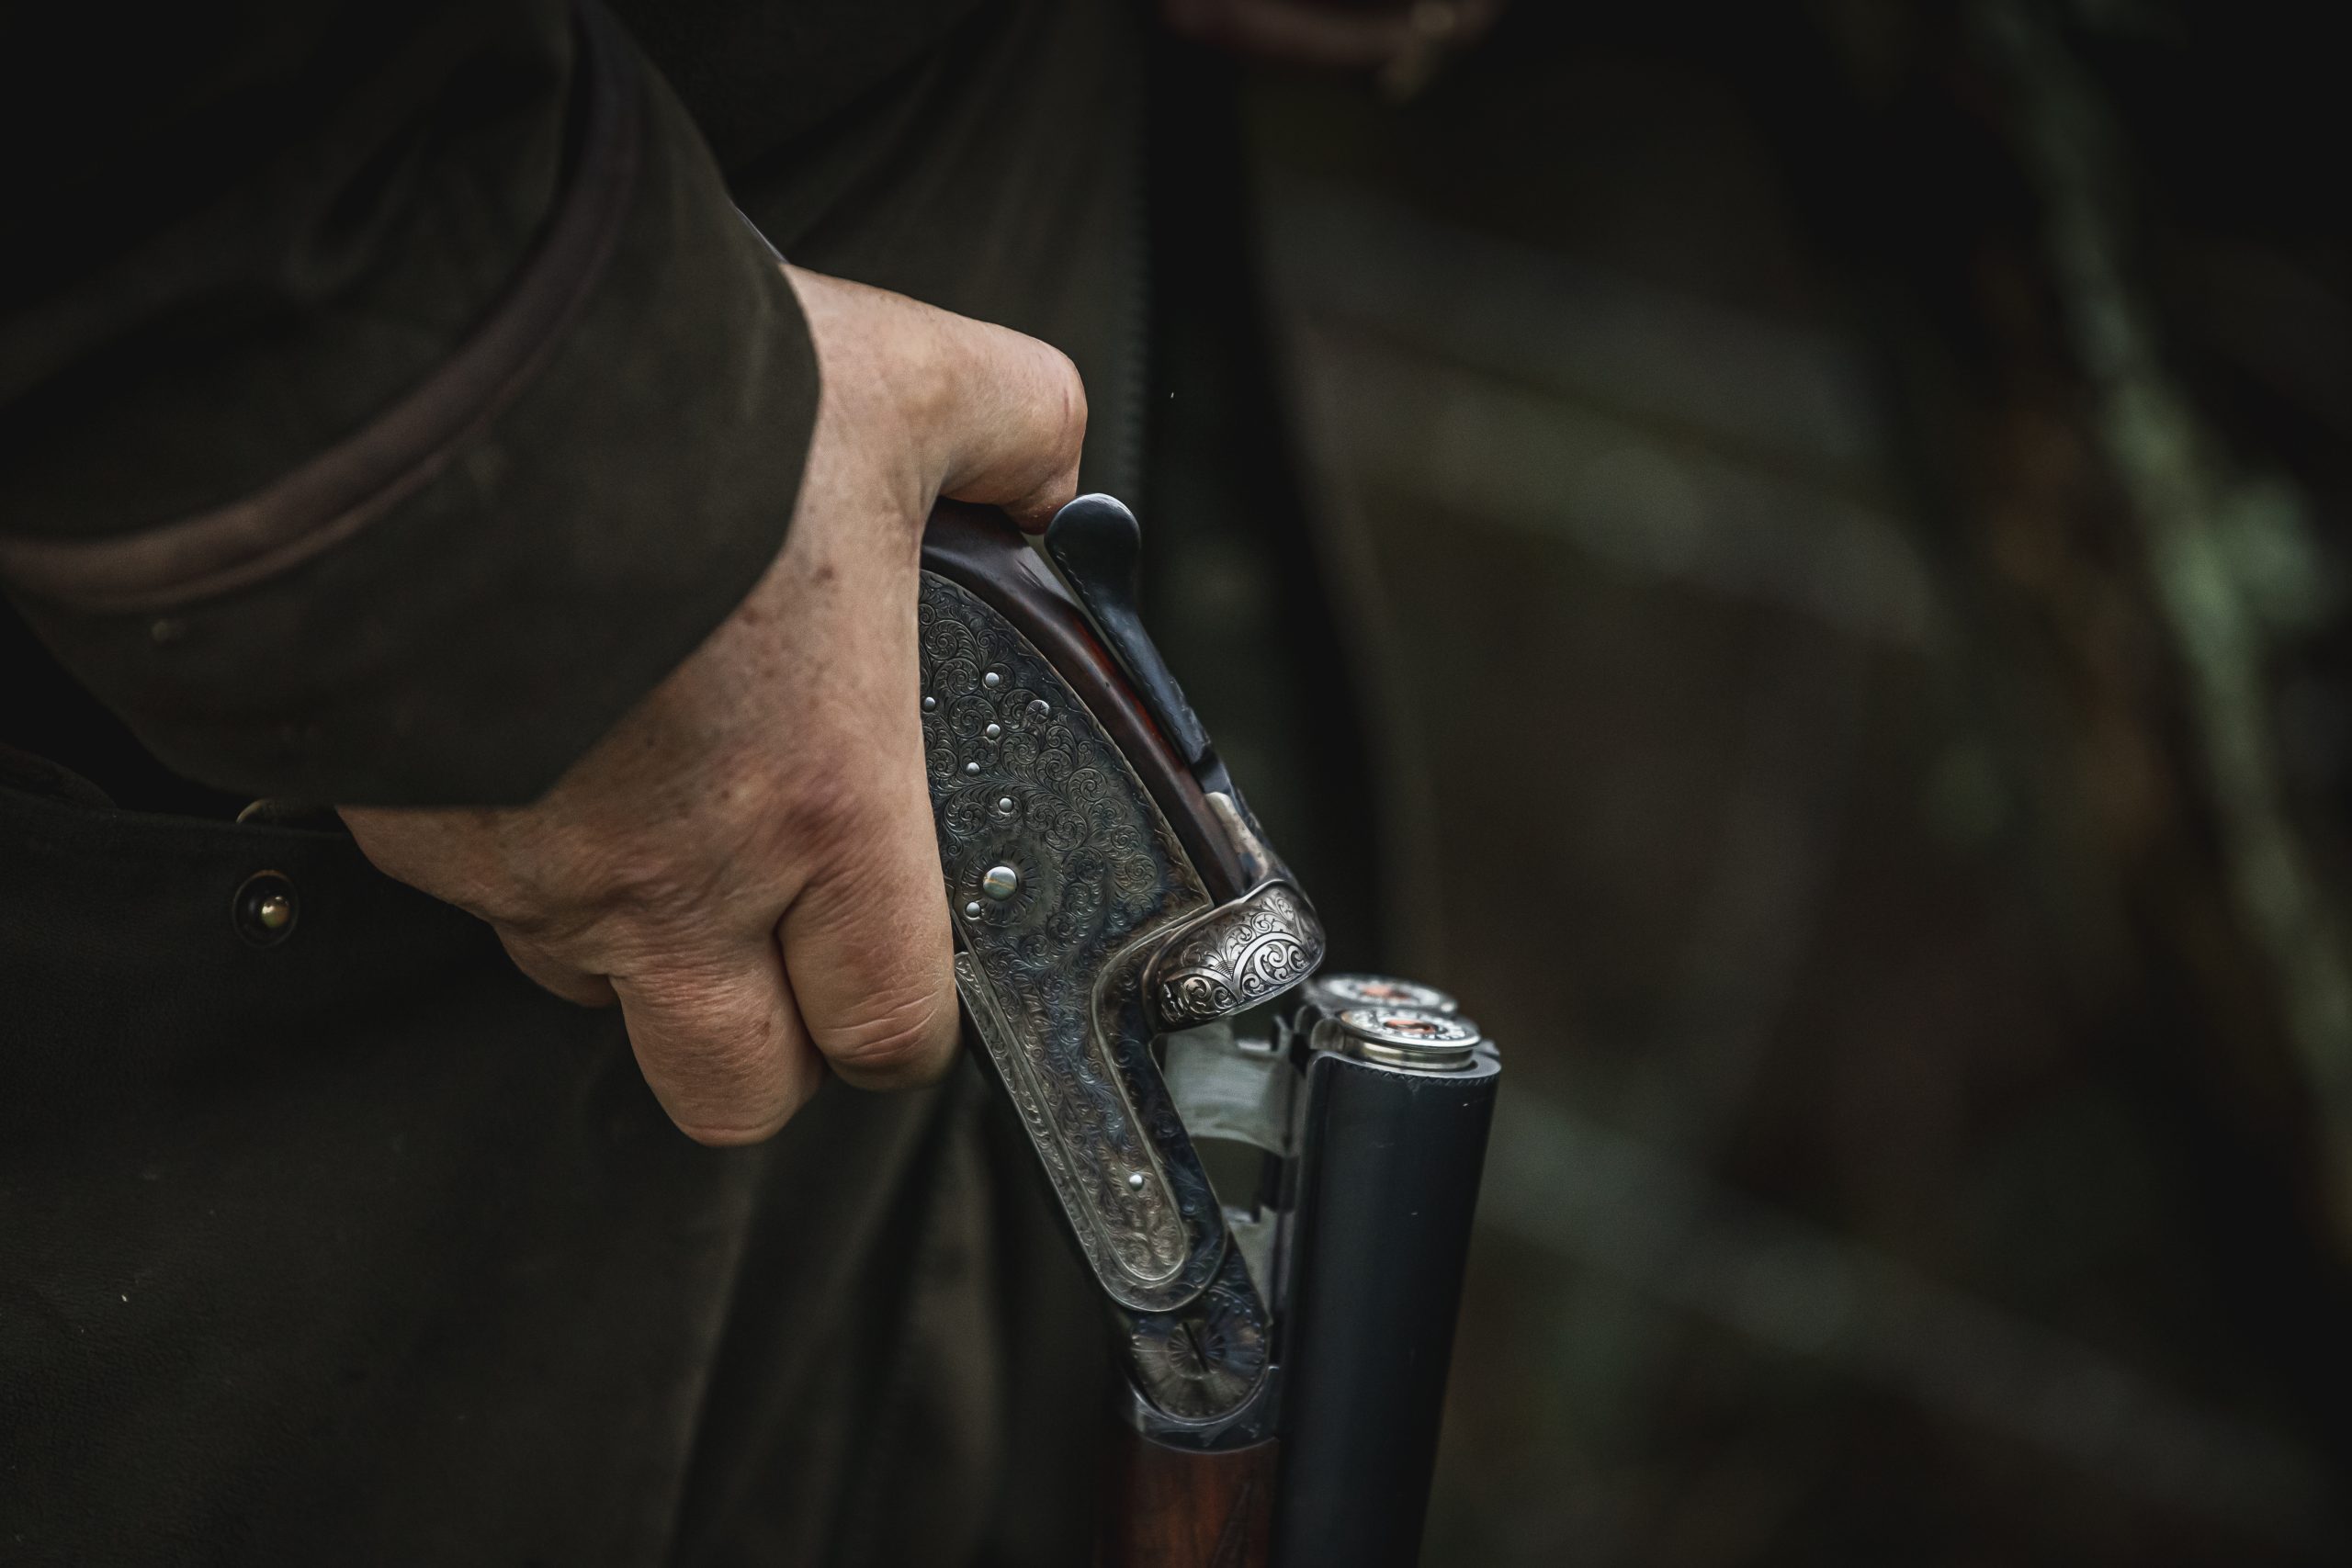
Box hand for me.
[342,266,1086,1145]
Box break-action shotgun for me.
[918,496,1499,1568]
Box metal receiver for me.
[918,497,1498,1567]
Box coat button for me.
[233,870,300,947]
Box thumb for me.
[784,264,1088,531]
[929,315,1088,530]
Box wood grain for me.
[1098,1426,1279,1568]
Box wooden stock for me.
[1099,1426,1278,1568]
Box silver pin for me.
[997,796,1015,813]
[1126,1171,1147,1190]
[922,695,936,712]
[984,722,1001,740]
[964,761,980,775]
[965,900,983,919]
[983,671,1001,689]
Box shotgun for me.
[918,496,1500,1568]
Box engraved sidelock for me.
[919,554,1310,1430]
[921,572,1224,1315]
[919,497,1497,1483]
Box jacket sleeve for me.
[0,1,820,805]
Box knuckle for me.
[1040,344,1088,452]
[775,761,876,863]
[620,975,816,1145]
[893,311,963,433]
[578,849,715,930]
[819,986,957,1084]
[625,962,774,1045]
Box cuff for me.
[1,6,820,805]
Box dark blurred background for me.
[1141,3,2352,1562]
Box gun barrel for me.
[1272,1005,1500,1568]
[918,502,1498,1568]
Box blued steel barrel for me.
[1272,997,1500,1567]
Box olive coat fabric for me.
[0,779,1103,1567]
[0,0,1145,807]
[0,1,1138,1562]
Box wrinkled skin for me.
[344,265,1086,1145]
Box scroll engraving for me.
[921,572,1226,1314]
[1148,881,1325,1031]
[1126,1249,1272,1421]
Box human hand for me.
[342,265,1085,1145]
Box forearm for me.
[0,1,819,805]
